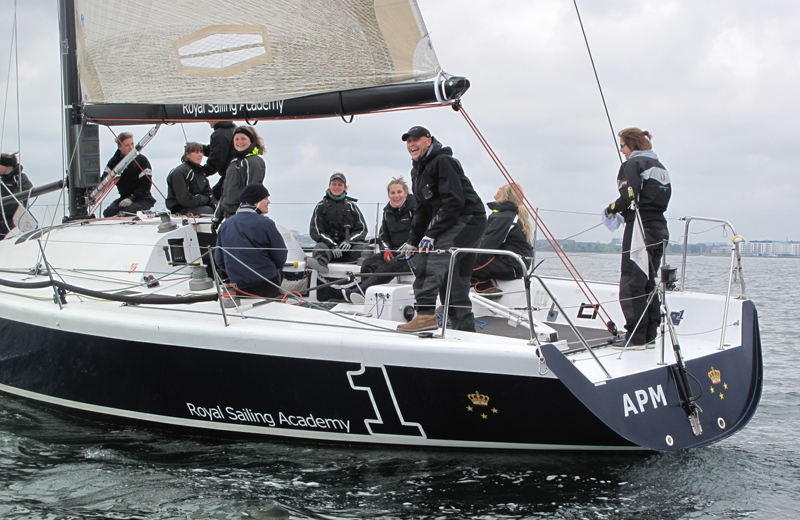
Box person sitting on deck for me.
[471,183,534,297]
[0,152,33,239]
[214,183,287,299]
[306,172,368,275]
[343,176,417,304]
[165,142,216,216]
[102,132,156,218]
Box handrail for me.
[441,247,612,379]
[678,216,746,298]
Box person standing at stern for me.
[396,126,486,333]
[605,127,671,350]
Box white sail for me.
[74,0,440,105]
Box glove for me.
[339,241,352,252]
[397,242,416,256]
[419,236,435,252]
[119,198,133,208]
[604,203,616,219]
[332,247,343,259]
[211,218,219,235]
[383,251,394,262]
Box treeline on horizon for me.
[534,241,716,254]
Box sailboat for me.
[0,0,761,451]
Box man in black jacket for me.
[203,121,237,200]
[397,126,486,332]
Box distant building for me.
[739,241,800,257]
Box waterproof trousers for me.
[619,218,669,344]
[413,213,486,331]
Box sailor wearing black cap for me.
[396,126,486,332]
[214,183,287,298]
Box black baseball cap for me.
[401,126,431,141]
[330,172,347,184]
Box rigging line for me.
[180,122,188,143]
[1,4,17,150]
[457,106,615,329]
[572,0,622,165]
[13,0,20,166]
[560,222,603,241]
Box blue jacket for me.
[214,206,287,288]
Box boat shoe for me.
[306,257,329,274]
[397,313,439,332]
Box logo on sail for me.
[173,25,273,77]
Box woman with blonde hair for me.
[343,176,416,303]
[471,183,534,294]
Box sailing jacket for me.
[165,161,215,213]
[104,150,154,203]
[378,194,416,251]
[1,165,33,234]
[479,200,533,260]
[407,138,485,245]
[611,150,671,223]
[219,145,266,216]
[203,122,237,176]
[215,205,287,288]
[309,192,368,247]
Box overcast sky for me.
[1,0,797,244]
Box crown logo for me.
[708,367,721,384]
[468,390,489,406]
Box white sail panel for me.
[74,0,441,105]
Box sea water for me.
[1,254,798,519]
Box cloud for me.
[2,0,798,243]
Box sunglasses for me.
[620,142,627,150]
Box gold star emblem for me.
[481,413,488,419]
[719,393,724,400]
[467,405,473,411]
[492,408,498,414]
[724,383,728,390]
[710,387,715,393]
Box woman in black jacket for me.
[0,152,33,239]
[165,142,216,215]
[306,172,368,274]
[472,183,534,294]
[345,177,416,303]
[216,125,266,222]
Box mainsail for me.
[74,0,441,105]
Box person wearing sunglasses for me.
[604,128,671,349]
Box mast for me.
[59,0,98,219]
